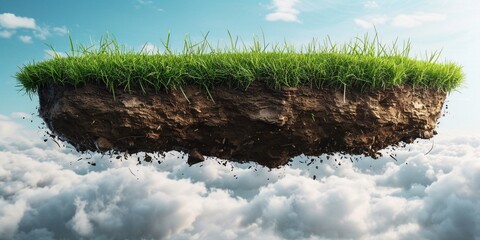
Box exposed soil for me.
[38,82,446,168]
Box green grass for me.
[16,32,464,97]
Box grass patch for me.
[16,32,464,96]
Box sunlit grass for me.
[16,31,464,97]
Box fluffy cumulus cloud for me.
[1,113,480,239]
[265,0,301,23]
[0,12,68,43]
[354,12,446,29]
[0,13,36,29]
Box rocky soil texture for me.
[39,82,445,168]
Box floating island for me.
[16,33,464,168]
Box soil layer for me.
[38,82,446,168]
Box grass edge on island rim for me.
[16,31,464,98]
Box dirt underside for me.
[38,82,446,168]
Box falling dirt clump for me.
[38,82,446,168]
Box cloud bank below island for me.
[0,114,479,239]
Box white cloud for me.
[0,30,14,38]
[266,0,301,23]
[0,114,480,239]
[33,26,50,40]
[33,25,69,40]
[0,13,36,29]
[52,26,68,35]
[391,12,446,28]
[354,15,388,29]
[0,200,26,238]
[355,12,446,29]
[68,199,93,237]
[0,12,68,43]
[18,35,32,44]
[364,1,379,9]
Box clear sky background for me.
[1,1,480,239]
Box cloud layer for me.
[1,113,480,239]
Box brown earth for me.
[38,82,446,168]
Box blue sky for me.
[1,1,480,239]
